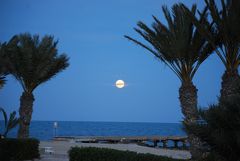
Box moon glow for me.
[115,80,125,88]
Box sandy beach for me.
[36,141,191,161]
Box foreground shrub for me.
[0,138,40,161]
[68,147,185,161]
[184,95,240,161]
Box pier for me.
[54,136,188,149]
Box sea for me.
[0,121,186,141]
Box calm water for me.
[0,121,186,141]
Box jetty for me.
[53,136,188,149]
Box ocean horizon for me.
[0,121,186,141]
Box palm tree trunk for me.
[179,81,202,160]
[17,91,34,138]
[179,81,198,122]
[220,70,240,102]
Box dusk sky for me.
[0,0,224,123]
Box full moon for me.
[115,80,125,88]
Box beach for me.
[37,141,191,161]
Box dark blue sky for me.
[0,0,224,123]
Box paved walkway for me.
[35,154,68,161]
[35,141,191,161]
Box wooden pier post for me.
[182,140,187,148]
[153,140,159,147]
[174,140,178,148]
[162,140,167,148]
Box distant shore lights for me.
[115,80,125,88]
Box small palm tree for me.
[0,107,19,138]
[186,0,240,102]
[125,3,213,159]
[6,33,69,138]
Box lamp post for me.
[53,121,58,137]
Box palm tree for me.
[0,107,19,138]
[125,4,213,159]
[6,33,69,138]
[0,42,8,89]
[186,0,240,102]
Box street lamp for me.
[53,121,58,137]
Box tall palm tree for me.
[206,0,240,102]
[125,4,213,159]
[0,42,9,89]
[6,33,69,138]
[186,0,240,102]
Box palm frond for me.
[6,33,70,93]
[162,5,175,34]
[182,2,227,67]
[4,111,19,136]
[0,42,10,87]
[0,77,6,88]
[0,108,19,137]
[0,107,8,129]
[192,0,240,71]
[125,3,214,83]
[124,35,182,80]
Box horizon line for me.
[28,120,182,124]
